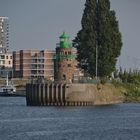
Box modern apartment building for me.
[0,17,12,68]
[0,52,13,78]
[0,52,12,68]
[0,17,13,77]
[13,49,55,79]
[0,17,9,53]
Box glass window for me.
[0,55,5,59]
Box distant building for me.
[0,17,9,53]
[13,49,55,79]
[0,52,12,68]
[0,52,13,78]
[0,67,13,78]
[54,32,79,82]
[0,17,13,78]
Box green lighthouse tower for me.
[54,32,77,82]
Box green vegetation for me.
[73,0,122,77]
[113,70,140,102]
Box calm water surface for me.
[0,97,140,140]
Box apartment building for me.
[0,17,9,53]
[0,52,13,78]
[13,49,55,79]
[0,52,12,68]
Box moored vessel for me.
[0,74,16,96]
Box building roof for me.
[59,32,70,39]
[59,32,71,48]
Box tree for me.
[73,0,122,77]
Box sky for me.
[0,0,140,70]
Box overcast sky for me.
[0,0,140,70]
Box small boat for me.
[0,74,16,96]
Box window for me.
[0,60,4,64]
[0,55,5,59]
[38,64,44,69]
[68,64,71,67]
[10,56,12,59]
[6,56,8,59]
[9,61,11,64]
[63,74,66,80]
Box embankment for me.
[65,83,124,105]
[26,83,124,106]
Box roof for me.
[59,32,70,39]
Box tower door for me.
[63,74,66,80]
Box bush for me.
[100,77,107,84]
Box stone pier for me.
[26,83,95,106]
[26,83,123,106]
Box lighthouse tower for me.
[54,32,77,83]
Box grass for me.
[112,79,140,103]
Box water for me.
[0,97,140,140]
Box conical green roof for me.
[59,32,71,48]
[60,32,70,39]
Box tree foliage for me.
[73,0,122,77]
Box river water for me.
[0,97,140,140]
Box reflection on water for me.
[0,97,140,140]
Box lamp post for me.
[95,0,99,79]
[95,42,98,79]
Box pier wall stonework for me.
[26,83,124,106]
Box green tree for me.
[73,0,122,77]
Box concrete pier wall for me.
[26,83,124,106]
[26,83,66,106]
